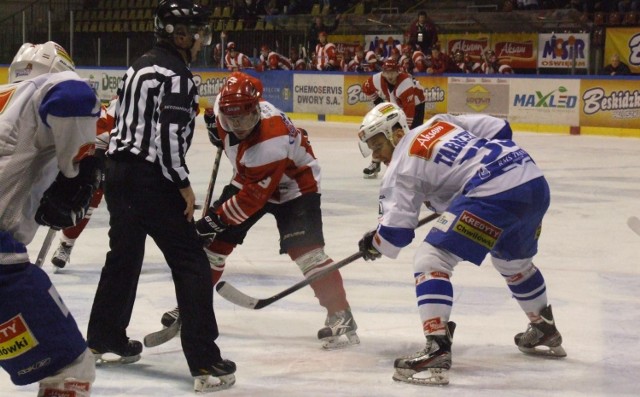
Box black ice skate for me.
[362,161,381,179]
[514,305,566,357]
[393,321,456,386]
[193,359,237,393]
[161,306,180,328]
[90,339,143,365]
[317,309,360,350]
[51,242,73,270]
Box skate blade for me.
[363,173,378,179]
[93,352,141,365]
[321,331,360,350]
[194,374,236,393]
[393,367,449,386]
[518,344,567,358]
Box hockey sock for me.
[501,264,548,323]
[416,271,453,336]
[290,246,349,314]
[205,240,235,285]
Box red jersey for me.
[362,72,426,126]
[258,51,293,71]
[214,101,320,225]
[225,52,253,71]
[315,42,337,71]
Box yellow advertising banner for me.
[343,74,448,118]
[343,74,374,116]
[0,67,8,84]
[414,75,449,117]
[580,78,640,129]
[604,28,640,74]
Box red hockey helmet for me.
[218,75,261,139]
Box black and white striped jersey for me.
[108,41,199,188]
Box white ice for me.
[3,119,640,397]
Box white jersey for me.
[0,71,99,249]
[375,114,541,258]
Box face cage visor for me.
[218,105,260,139]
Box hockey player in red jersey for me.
[50,98,116,270]
[163,73,359,350]
[360,58,426,178]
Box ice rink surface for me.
[3,119,639,396]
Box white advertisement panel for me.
[509,77,580,125]
[76,67,126,102]
[537,33,590,69]
[293,74,344,115]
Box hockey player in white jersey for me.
[0,42,102,396]
[356,103,565,386]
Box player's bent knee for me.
[413,242,459,275]
[491,256,534,277]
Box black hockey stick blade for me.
[216,213,440,310]
[143,317,181,347]
[35,228,57,268]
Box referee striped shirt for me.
[108,41,198,188]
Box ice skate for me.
[161,306,180,328]
[317,309,360,350]
[90,339,143,365]
[514,305,566,357]
[193,359,237,393]
[362,161,381,179]
[393,321,456,386]
[51,242,73,270]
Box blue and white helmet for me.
[8,41,75,83]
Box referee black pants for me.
[87,156,222,372]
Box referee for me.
[87,0,236,392]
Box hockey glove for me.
[35,156,103,230]
[195,209,228,244]
[204,108,223,148]
[359,230,382,261]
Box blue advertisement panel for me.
[250,70,294,112]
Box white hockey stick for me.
[216,213,440,310]
[35,228,57,268]
[627,216,640,236]
[143,146,224,348]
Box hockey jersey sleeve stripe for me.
[39,80,99,127]
[373,225,416,259]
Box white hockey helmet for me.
[8,41,75,83]
[358,102,409,143]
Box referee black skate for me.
[86,1,235,392]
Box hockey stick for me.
[143,146,224,348]
[216,212,440,310]
[202,146,224,217]
[627,216,640,237]
[35,228,57,268]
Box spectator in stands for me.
[427,43,457,74]
[602,53,632,75]
[308,15,342,50]
[516,0,540,9]
[224,42,253,71]
[257,44,293,71]
[290,47,308,70]
[481,50,514,74]
[456,50,481,73]
[211,43,223,68]
[618,0,639,12]
[232,0,266,29]
[407,11,438,55]
[315,31,338,71]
